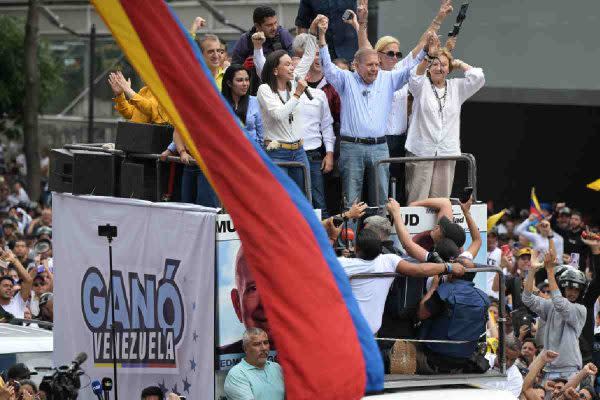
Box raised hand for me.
[190,16,206,34]
[445,36,457,51]
[357,0,369,25]
[342,10,359,32]
[584,362,598,376]
[541,349,559,364]
[346,200,367,219]
[438,0,453,19]
[386,198,402,217]
[310,14,328,35]
[251,31,266,50]
[107,72,123,96]
[425,31,441,57]
[544,248,556,271]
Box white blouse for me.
[405,67,485,157]
[256,35,317,143]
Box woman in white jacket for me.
[405,39,485,203]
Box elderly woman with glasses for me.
[405,34,485,203]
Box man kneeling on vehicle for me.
[416,265,490,374]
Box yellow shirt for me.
[113,87,171,124]
[214,67,224,91]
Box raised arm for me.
[409,197,453,221]
[409,0,453,58]
[515,215,542,246]
[546,247,587,329]
[522,257,551,320]
[5,250,32,302]
[522,350,559,394]
[460,196,482,257]
[251,32,266,77]
[452,59,485,104]
[563,363,598,394]
[318,17,346,93]
[387,199,428,261]
[343,0,371,50]
[293,27,319,80]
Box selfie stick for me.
[98,224,119,400]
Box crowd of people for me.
[1,0,598,399]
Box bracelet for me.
[445,263,452,274]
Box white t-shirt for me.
[482,354,523,399]
[338,254,403,334]
[3,293,27,319]
[487,247,502,299]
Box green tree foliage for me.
[0,14,62,137]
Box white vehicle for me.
[0,323,53,385]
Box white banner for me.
[53,194,215,400]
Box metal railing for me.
[349,264,506,375]
[374,153,478,207]
[61,144,312,203]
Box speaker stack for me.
[49,121,174,201]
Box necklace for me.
[430,79,448,123]
[276,90,294,125]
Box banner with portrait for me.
[53,194,216,400]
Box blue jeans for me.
[267,148,311,199]
[181,165,219,207]
[339,141,389,208]
[308,159,328,217]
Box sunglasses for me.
[379,51,402,59]
[33,282,44,287]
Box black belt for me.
[341,136,386,145]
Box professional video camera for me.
[39,352,87,400]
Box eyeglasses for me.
[379,51,402,59]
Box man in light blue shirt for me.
[318,17,426,208]
[224,328,285,400]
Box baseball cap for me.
[2,219,16,228]
[516,247,533,257]
[7,363,37,380]
[438,216,466,248]
[434,238,460,262]
[35,226,52,237]
[558,207,571,216]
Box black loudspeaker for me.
[72,151,120,196]
[49,149,74,193]
[120,162,146,200]
[115,121,173,154]
[119,159,169,201]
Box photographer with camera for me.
[522,241,587,381]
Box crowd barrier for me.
[374,153,478,206]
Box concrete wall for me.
[378,0,600,105]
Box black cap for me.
[434,238,460,261]
[438,216,466,248]
[7,363,37,380]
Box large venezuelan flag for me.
[92,1,383,398]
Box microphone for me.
[102,377,113,400]
[362,90,370,97]
[91,380,105,400]
[67,352,88,374]
[294,76,313,100]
